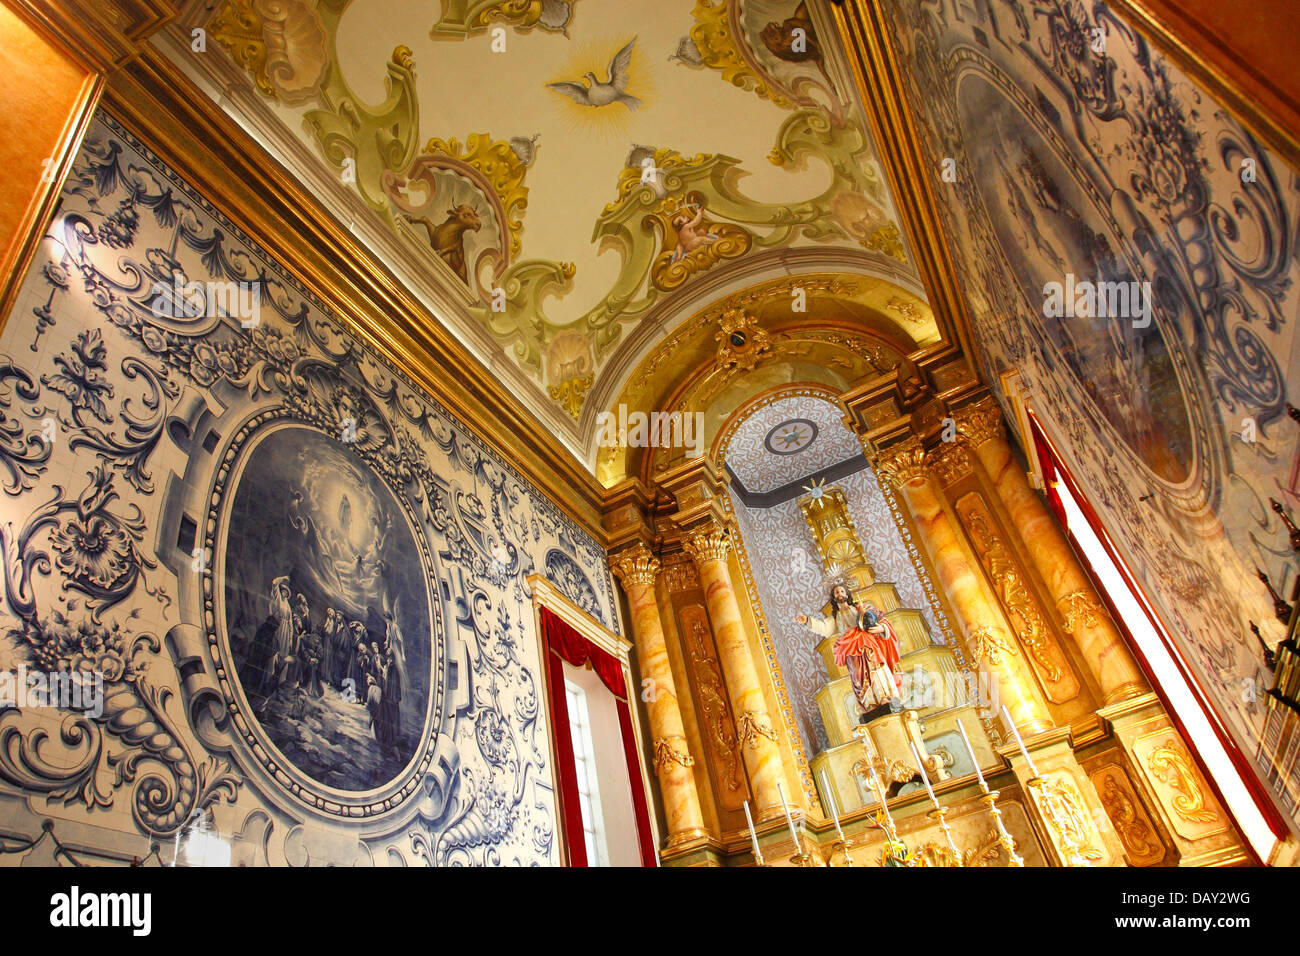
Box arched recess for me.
[592,271,943,487]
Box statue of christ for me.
[797,584,902,722]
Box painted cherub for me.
[670,203,721,262]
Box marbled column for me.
[956,401,1148,703]
[681,524,787,815]
[609,545,708,847]
[876,438,1053,734]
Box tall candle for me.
[820,770,845,841]
[743,800,762,862]
[957,719,988,791]
[909,742,937,805]
[777,782,801,848]
[1002,705,1040,777]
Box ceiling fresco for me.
[170,0,923,456]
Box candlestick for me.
[927,806,962,866]
[776,782,800,849]
[956,719,988,791]
[978,789,1024,867]
[742,800,765,865]
[1002,705,1039,777]
[909,742,937,805]
[820,769,845,842]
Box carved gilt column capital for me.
[681,521,733,566]
[610,543,661,589]
[871,435,929,488]
[954,399,1006,448]
[927,441,974,487]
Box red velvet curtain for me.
[539,607,657,867]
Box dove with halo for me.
[547,38,642,111]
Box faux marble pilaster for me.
[875,438,1053,735]
[681,524,788,817]
[610,545,708,848]
[956,400,1148,703]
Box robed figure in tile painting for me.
[797,584,902,722]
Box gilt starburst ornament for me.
[803,476,828,508]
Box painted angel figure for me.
[796,583,902,721]
[670,203,720,262]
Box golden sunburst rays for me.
[545,35,654,142]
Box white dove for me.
[547,38,642,111]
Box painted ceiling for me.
[168,0,924,465]
[725,394,861,493]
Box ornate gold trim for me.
[735,710,778,751]
[653,735,697,773]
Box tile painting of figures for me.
[955,74,1195,485]
[222,425,433,792]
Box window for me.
[565,679,609,867]
[1030,412,1282,858]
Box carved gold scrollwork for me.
[663,559,701,594]
[964,505,1070,689]
[652,735,696,774]
[914,843,960,867]
[927,442,972,486]
[548,374,592,420]
[963,828,1009,867]
[1146,743,1220,825]
[685,616,742,791]
[1034,776,1104,864]
[735,710,778,751]
[967,624,1016,665]
[1057,590,1109,633]
[1096,769,1164,863]
[714,308,769,372]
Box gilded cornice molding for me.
[10,0,176,72]
[609,544,660,590]
[871,435,929,488]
